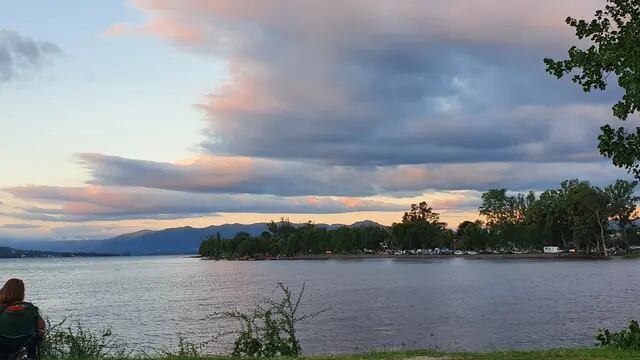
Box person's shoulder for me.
[6,301,38,310]
[19,301,37,308]
[22,302,41,313]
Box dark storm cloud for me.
[112,0,623,170]
[193,23,622,166]
[0,29,61,82]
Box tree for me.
[401,201,440,224]
[527,189,572,249]
[567,182,612,256]
[392,202,447,250]
[605,179,639,246]
[457,220,489,250]
[479,189,526,226]
[268,218,295,236]
[478,189,531,249]
[199,179,635,257]
[544,0,640,176]
[199,232,225,259]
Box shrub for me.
[597,320,640,350]
[212,283,329,357]
[41,320,128,360]
[159,335,205,359]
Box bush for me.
[158,335,206,359]
[41,320,128,360]
[212,283,329,357]
[597,320,640,350]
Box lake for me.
[2,256,639,354]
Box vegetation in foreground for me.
[545,0,640,179]
[34,347,640,360]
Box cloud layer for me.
[78,153,629,197]
[4,1,636,235]
[0,29,61,82]
[3,185,404,221]
[110,0,622,167]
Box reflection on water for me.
[1,256,639,354]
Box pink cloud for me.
[138,17,203,44]
[104,15,203,44]
[123,0,602,47]
[104,23,130,37]
[201,73,284,115]
[4,185,405,221]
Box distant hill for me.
[0,221,385,256]
[351,220,386,228]
[0,246,116,258]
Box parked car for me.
[467,251,478,255]
[454,250,464,256]
[543,246,562,254]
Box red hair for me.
[0,278,25,305]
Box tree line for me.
[463,179,639,255]
[199,179,639,259]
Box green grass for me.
[308,348,640,360]
[92,348,640,360]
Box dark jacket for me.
[0,302,44,339]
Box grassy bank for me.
[324,349,640,359]
[356,348,640,359]
[79,349,639,360]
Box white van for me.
[543,246,562,254]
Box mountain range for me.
[0,220,384,256]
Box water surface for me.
[2,256,638,354]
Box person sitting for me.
[0,279,45,360]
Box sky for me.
[1,0,637,241]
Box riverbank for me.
[48,348,639,360]
[313,349,640,359]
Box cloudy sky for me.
[1,0,635,240]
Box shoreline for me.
[200,253,625,261]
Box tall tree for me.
[457,220,489,250]
[605,179,639,245]
[479,189,515,226]
[527,189,572,249]
[544,0,640,176]
[567,182,612,256]
[401,201,440,224]
[392,202,447,250]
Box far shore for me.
[199,252,631,261]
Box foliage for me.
[606,180,640,244]
[200,219,391,259]
[401,202,440,224]
[597,320,640,351]
[471,180,639,253]
[34,347,640,360]
[479,190,529,227]
[390,202,451,251]
[155,336,206,359]
[544,0,640,177]
[41,320,128,360]
[199,179,639,257]
[457,220,490,250]
[211,283,329,358]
